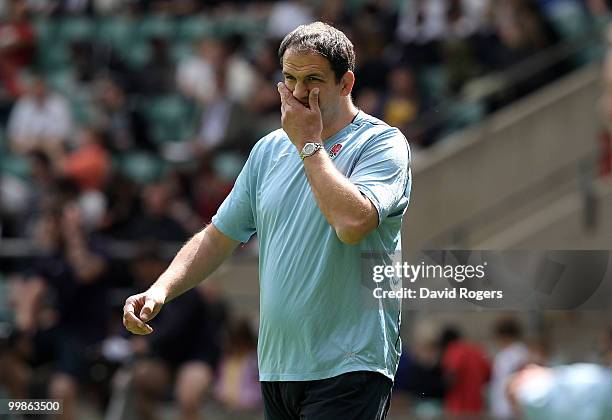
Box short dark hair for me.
[439,326,462,349]
[494,317,522,340]
[278,22,356,82]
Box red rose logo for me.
[329,143,343,158]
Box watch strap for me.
[299,142,323,160]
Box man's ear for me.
[340,71,355,97]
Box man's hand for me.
[123,288,166,335]
[278,82,323,148]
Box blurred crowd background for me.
[1,0,612,419]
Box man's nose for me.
[292,80,309,103]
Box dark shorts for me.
[261,370,393,420]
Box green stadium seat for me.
[171,42,193,63]
[118,152,166,184]
[444,100,485,133]
[342,0,370,12]
[36,42,71,72]
[419,66,450,104]
[46,67,74,94]
[95,17,136,50]
[33,17,58,47]
[176,16,215,43]
[137,15,176,40]
[0,153,31,180]
[141,95,197,143]
[123,41,152,68]
[213,152,246,181]
[0,275,13,324]
[215,15,261,37]
[58,17,96,43]
[71,97,96,125]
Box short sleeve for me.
[211,150,257,243]
[349,128,411,225]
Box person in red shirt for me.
[61,127,111,191]
[0,0,35,102]
[440,326,492,419]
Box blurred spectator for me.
[1,150,63,237]
[0,3,610,419]
[22,150,57,223]
[440,325,491,419]
[191,69,256,157]
[176,35,256,107]
[119,244,227,420]
[176,37,219,105]
[586,0,612,18]
[69,40,98,85]
[7,74,73,155]
[507,363,612,420]
[267,0,315,39]
[7,203,110,420]
[396,0,447,45]
[224,34,258,106]
[395,0,446,66]
[192,156,233,224]
[244,40,281,136]
[55,0,94,15]
[490,317,530,420]
[382,65,420,133]
[442,0,486,93]
[354,87,383,119]
[352,17,391,96]
[214,316,261,412]
[394,321,446,416]
[61,126,111,191]
[316,0,350,28]
[94,75,155,152]
[485,0,559,68]
[0,0,36,118]
[21,0,55,15]
[96,172,141,238]
[525,334,553,366]
[124,181,190,241]
[92,0,129,15]
[140,37,176,95]
[447,0,487,39]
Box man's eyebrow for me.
[282,71,326,78]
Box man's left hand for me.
[278,82,323,149]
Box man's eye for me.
[308,77,320,82]
[285,75,295,81]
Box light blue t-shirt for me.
[517,364,612,420]
[212,111,411,382]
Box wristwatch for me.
[299,142,323,160]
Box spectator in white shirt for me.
[490,317,531,420]
[7,75,73,155]
[176,35,256,107]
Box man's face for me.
[281,48,345,126]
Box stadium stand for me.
[1,0,612,419]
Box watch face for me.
[304,143,316,155]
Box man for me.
[7,74,73,155]
[490,317,530,420]
[440,326,491,419]
[123,22,411,419]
